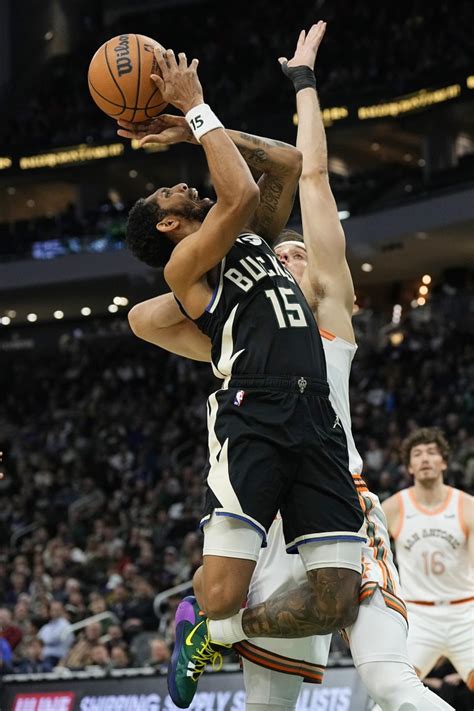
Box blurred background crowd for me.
[0,0,473,708]
[0,281,472,680]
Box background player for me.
[125,22,454,711]
[120,42,365,709]
[383,427,474,694]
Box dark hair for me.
[400,427,450,468]
[125,198,175,268]
[273,229,305,248]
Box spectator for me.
[110,643,131,669]
[88,643,111,669]
[60,620,102,669]
[144,637,171,672]
[37,601,74,666]
[13,637,53,674]
[0,607,23,652]
[0,636,13,675]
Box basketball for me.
[87,33,168,122]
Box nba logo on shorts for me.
[233,389,245,406]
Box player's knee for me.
[203,583,245,619]
[307,567,360,629]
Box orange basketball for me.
[88,34,168,122]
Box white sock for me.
[208,609,246,644]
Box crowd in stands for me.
[0,279,473,694]
[1,0,473,151]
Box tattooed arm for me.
[117,115,301,244]
[226,130,302,243]
[242,568,360,637]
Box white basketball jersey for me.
[321,331,363,476]
[394,486,472,602]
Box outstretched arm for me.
[281,23,355,342]
[118,119,301,244]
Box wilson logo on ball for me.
[114,35,133,77]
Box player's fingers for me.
[117,119,137,129]
[178,52,187,69]
[154,50,170,76]
[164,48,178,69]
[189,58,199,71]
[278,56,288,65]
[117,129,136,139]
[139,134,163,147]
[296,29,306,48]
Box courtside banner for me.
[1,669,372,710]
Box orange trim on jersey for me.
[466,671,474,692]
[381,589,408,623]
[391,491,405,540]
[358,582,408,624]
[355,483,397,593]
[233,640,325,684]
[319,328,336,341]
[457,491,469,536]
[408,486,453,516]
[405,596,474,606]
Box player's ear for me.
[156,217,180,234]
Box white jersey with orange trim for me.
[394,486,472,603]
[239,331,406,682]
[321,332,403,606]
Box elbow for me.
[245,183,261,212]
[229,181,259,216]
[300,165,328,184]
[127,304,145,338]
[288,148,303,179]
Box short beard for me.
[175,199,213,223]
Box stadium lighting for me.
[27,313,38,322]
[53,310,64,319]
[113,296,129,306]
[108,304,119,313]
[6,310,16,318]
[81,307,92,316]
[422,274,432,284]
[361,263,373,272]
[338,210,351,220]
[419,285,428,295]
[417,297,426,306]
[1,317,11,325]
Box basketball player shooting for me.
[123,26,455,711]
[119,43,365,709]
[383,427,474,695]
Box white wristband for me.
[185,103,224,143]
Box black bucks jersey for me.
[185,232,364,552]
[193,232,327,381]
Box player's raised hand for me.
[151,48,204,115]
[116,114,198,147]
[279,21,327,71]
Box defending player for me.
[123,25,454,711]
[119,43,365,709]
[383,427,474,693]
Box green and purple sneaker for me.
[167,595,230,709]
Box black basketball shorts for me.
[200,375,365,552]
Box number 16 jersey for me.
[194,233,327,381]
[393,486,471,603]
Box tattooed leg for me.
[242,567,361,638]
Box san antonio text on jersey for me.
[186,233,328,380]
